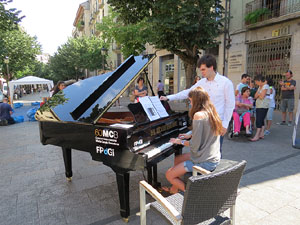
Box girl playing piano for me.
[163,86,222,194]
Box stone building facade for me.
[226,0,300,105]
[72,0,122,76]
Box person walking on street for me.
[157,80,165,98]
[277,70,296,126]
[160,54,235,152]
[0,97,15,125]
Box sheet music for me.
[138,96,160,121]
[149,96,169,118]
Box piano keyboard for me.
[144,130,192,159]
[145,142,173,159]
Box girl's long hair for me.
[53,81,65,95]
[188,87,223,136]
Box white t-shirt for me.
[167,73,235,129]
[236,83,249,94]
[267,86,276,108]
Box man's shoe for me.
[288,122,293,127]
[276,121,286,125]
[264,130,270,136]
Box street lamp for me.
[101,47,108,73]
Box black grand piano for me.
[35,55,190,221]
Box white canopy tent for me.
[8,76,54,105]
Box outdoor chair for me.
[183,159,242,183]
[139,160,247,225]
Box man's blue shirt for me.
[0,103,13,120]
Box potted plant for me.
[245,8,270,25]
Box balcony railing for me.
[245,0,300,25]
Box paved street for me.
[0,95,300,225]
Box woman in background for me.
[134,77,147,102]
[232,86,253,136]
[250,75,270,141]
[193,75,200,85]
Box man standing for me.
[278,70,296,126]
[235,74,250,96]
[0,97,15,125]
[157,80,165,97]
[160,55,235,150]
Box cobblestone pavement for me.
[0,97,300,225]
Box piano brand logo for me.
[134,139,143,147]
[150,121,178,136]
[96,146,115,156]
[95,129,118,139]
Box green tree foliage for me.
[0,0,23,32]
[14,60,49,79]
[0,27,41,79]
[48,36,106,81]
[97,9,147,58]
[0,0,24,71]
[107,0,225,87]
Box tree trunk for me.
[185,63,197,89]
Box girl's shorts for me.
[184,160,219,173]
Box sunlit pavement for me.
[0,95,300,225]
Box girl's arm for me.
[254,88,260,99]
[170,138,190,146]
[178,133,192,139]
[258,88,267,100]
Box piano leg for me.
[152,164,161,188]
[62,147,73,181]
[146,165,160,188]
[115,171,130,221]
[147,167,153,185]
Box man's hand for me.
[221,127,227,136]
[160,96,168,101]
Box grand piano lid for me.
[35,55,155,124]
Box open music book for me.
[138,96,169,121]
